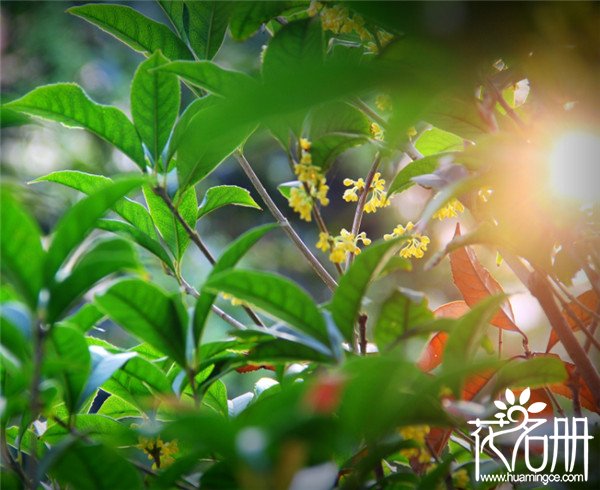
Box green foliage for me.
[3,2,598,488]
[5,84,146,169]
[131,51,181,166]
[95,279,188,367]
[204,269,330,346]
[68,4,193,60]
[197,185,261,219]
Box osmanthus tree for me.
[1,1,599,489]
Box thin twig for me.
[485,79,527,131]
[235,152,338,291]
[551,288,600,351]
[549,275,600,322]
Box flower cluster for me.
[288,138,330,222]
[370,122,384,141]
[375,94,392,112]
[222,292,244,306]
[310,3,371,41]
[317,229,371,264]
[452,468,470,489]
[432,198,465,220]
[343,173,390,214]
[398,425,431,464]
[137,436,179,470]
[384,221,430,259]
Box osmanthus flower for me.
[344,173,390,213]
[398,425,431,464]
[370,122,384,141]
[452,468,471,489]
[288,138,330,221]
[137,436,179,470]
[375,94,392,112]
[432,198,465,220]
[317,229,371,263]
[384,221,430,259]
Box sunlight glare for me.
[549,131,600,203]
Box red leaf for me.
[449,223,522,332]
[235,364,276,373]
[462,369,496,401]
[546,290,599,352]
[417,301,469,372]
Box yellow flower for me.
[315,182,329,206]
[384,221,430,259]
[300,138,312,151]
[342,177,365,202]
[320,5,349,33]
[363,172,390,213]
[453,469,470,489]
[327,229,371,263]
[289,187,313,221]
[307,1,323,17]
[137,436,179,470]
[370,122,384,141]
[222,292,244,306]
[316,232,331,252]
[399,425,431,464]
[432,198,465,220]
[375,94,392,112]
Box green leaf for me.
[43,414,136,446]
[48,325,92,414]
[176,106,256,190]
[1,105,31,128]
[58,303,104,333]
[165,95,219,165]
[47,237,140,323]
[204,269,329,346]
[5,84,146,169]
[97,219,175,272]
[197,185,261,219]
[68,4,192,60]
[47,440,142,490]
[45,177,145,283]
[308,101,371,169]
[230,1,292,41]
[143,185,197,260]
[277,180,300,199]
[102,355,171,411]
[131,51,180,165]
[97,395,140,419]
[330,239,406,343]
[32,171,156,238]
[415,127,464,156]
[262,18,323,82]
[95,279,187,367]
[0,191,44,308]
[492,357,568,393]
[388,152,454,196]
[202,379,228,417]
[79,348,136,410]
[426,97,487,141]
[158,61,256,97]
[441,295,505,396]
[193,223,276,344]
[185,1,231,59]
[158,0,186,38]
[374,288,434,351]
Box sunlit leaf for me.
[185,1,231,60]
[197,185,261,219]
[546,290,599,352]
[68,4,192,60]
[229,1,292,41]
[5,84,146,169]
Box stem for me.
[552,288,600,351]
[156,186,264,327]
[27,322,45,489]
[358,314,368,355]
[235,152,338,291]
[528,270,600,407]
[485,79,527,131]
[345,154,382,270]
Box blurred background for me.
[1,1,596,395]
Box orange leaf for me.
[546,290,599,352]
[548,359,600,414]
[417,301,469,372]
[462,368,496,401]
[449,223,521,332]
